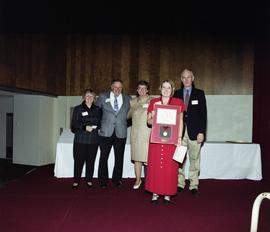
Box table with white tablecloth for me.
[54,129,262,180]
[54,129,135,178]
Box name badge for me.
[154,101,162,105]
[143,103,149,108]
[192,100,198,105]
[82,111,88,116]
[105,98,110,103]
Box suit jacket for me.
[96,92,130,138]
[71,101,101,144]
[174,88,207,140]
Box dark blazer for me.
[174,88,207,140]
[71,101,101,144]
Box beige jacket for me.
[128,95,151,162]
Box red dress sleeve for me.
[148,97,161,113]
[148,99,154,113]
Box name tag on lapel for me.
[192,100,198,105]
[143,103,149,108]
[82,111,88,116]
[105,98,110,103]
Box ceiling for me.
[0,1,268,36]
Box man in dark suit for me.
[96,79,130,189]
[174,69,207,196]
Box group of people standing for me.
[70,68,207,205]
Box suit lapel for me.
[180,89,184,100]
[118,95,126,113]
[105,92,115,112]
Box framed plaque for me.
[150,104,181,144]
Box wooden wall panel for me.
[92,36,113,94]
[84,36,94,91]
[0,34,254,96]
[47,35,67,95]
[0,34,66,95]
[0,35,14,86]
[30,35,48,92]
[120,36,131,94]
[128,36,139,95]
[148,36,161,94]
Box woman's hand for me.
[177,137,182,146]
[147,111,155,125]
[86,126,93,132]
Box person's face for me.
[111,81,123,96]
[137,85,148,97]
[161,82,172,97]
[181,70,193,88]
[84,92,95,105]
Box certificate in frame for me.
[150,104,181,144]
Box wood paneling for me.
[0,34,66,95]
[0,34,254,96]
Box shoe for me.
[190,189,199,197]
[133,180,142,189]
[86,182,93,187]
[163,199,170,205]
[100,184,107,189]
[114,181,123,188]
[151,199,158,205]
[151,193,159,205]
[177,187,184,192]
[72,182,79,189]
[163,196,171,205]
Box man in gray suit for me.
[96,79,131,188]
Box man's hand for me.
[197,133,204,144]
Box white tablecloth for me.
[54,130,262,180]
[54,129,135,178]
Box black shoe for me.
[177,187,184,192]
[100,184,107,189]
[190,189,199,197]
[151,199,158,205]
[163,199,170,205]
[113,181,123,188]
[151,194,159,205]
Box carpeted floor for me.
[0,159,36,186]
[0,164,269,232]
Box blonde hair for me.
[82,88,97,102]
[159,80,175,96]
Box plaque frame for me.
[150,104,181,144]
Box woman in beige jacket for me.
[128,80,152,189]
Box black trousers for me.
[98,132,126,185]
[73,142,98,183]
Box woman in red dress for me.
[145,80,185,205]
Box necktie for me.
[185,90,190,109]
[114,95,119,112]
